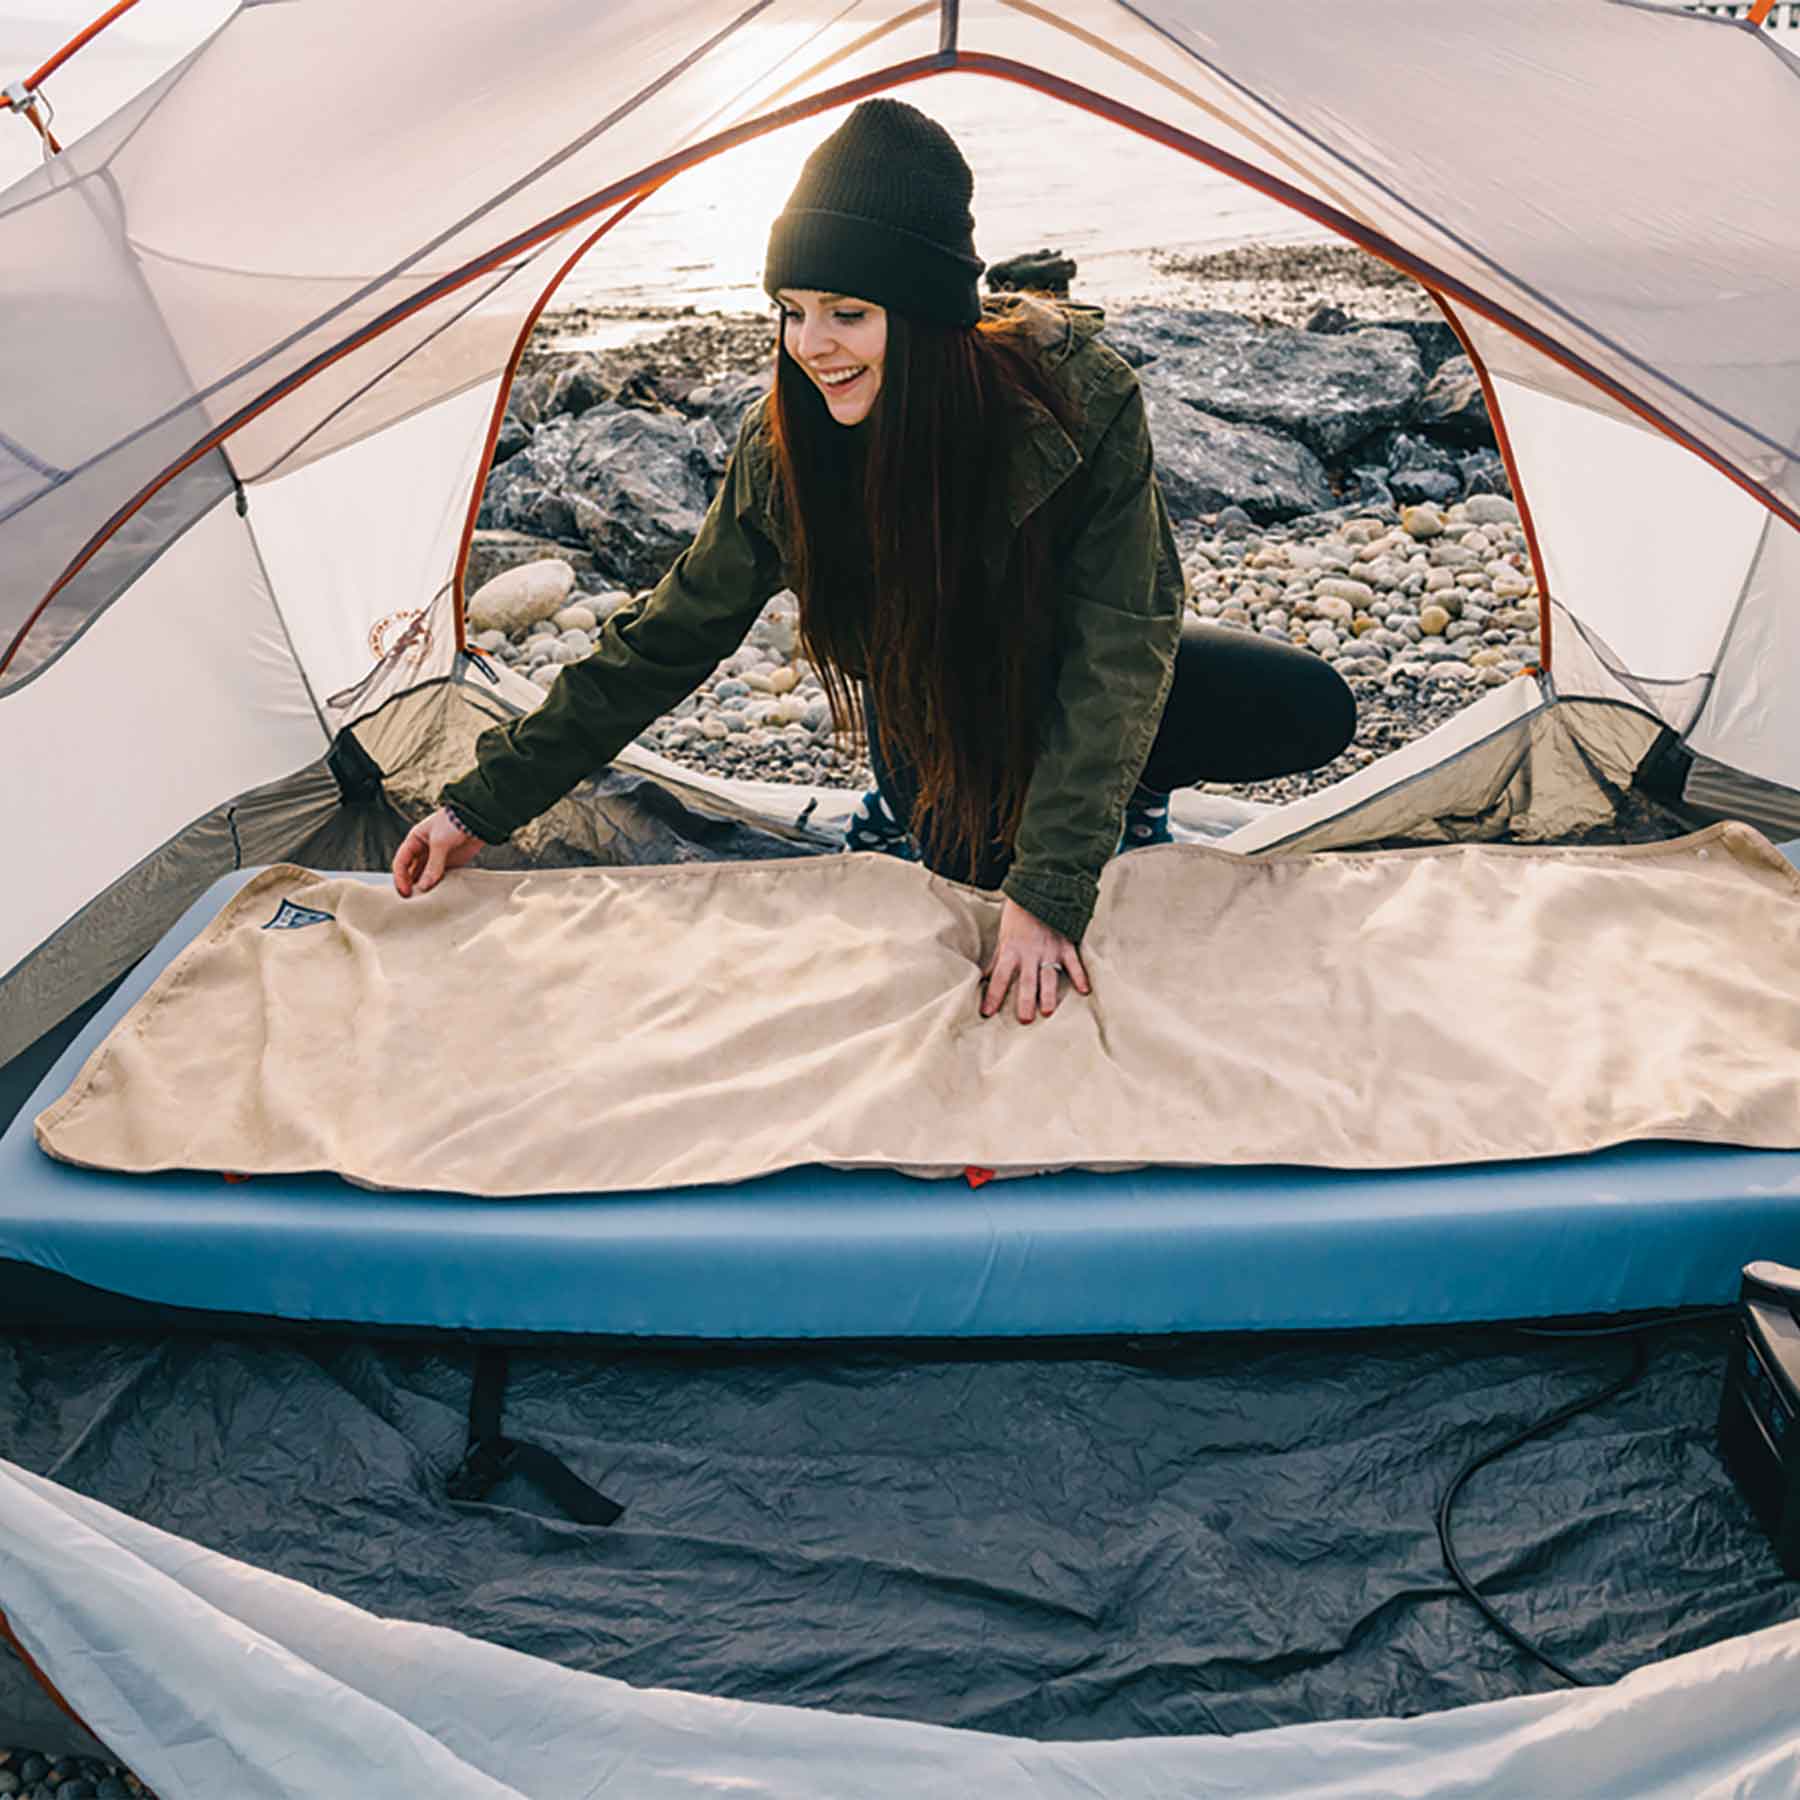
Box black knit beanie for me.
[763,98,984,328]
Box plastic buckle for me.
[2,82,36,112]
[446,1436,516,1503]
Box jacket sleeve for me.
[999,383,1184,944]
[441,402,784,842]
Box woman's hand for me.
[979,895,1091,1024]
[392,808,485,898]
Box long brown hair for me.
[766,302,1082,875]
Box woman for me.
[394,98,1354,1023]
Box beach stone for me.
[765,665,800,695]
[1313,597,1354,625]
[1351,614,1380,637]
[472,628,509,654]
[1470,647,1508,668]
[1429,540,1481,569]
[1425,660,1477,683]
[1307,626,1341,654]
[1315,576,1375,607]
[0,1774,16,1797]
[492,411,532,468]
[1419,604,1452,636]
[1461,493,1519,525]
[1493,572,1535,600]
[1401,503,1445,540]
[1424,568,1457,592]
[699,716,729,740]
[466,557,576,634]
[552,602,598,632]
[557,627,590,650]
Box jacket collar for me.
[987,294,1100,532]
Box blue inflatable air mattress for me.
[4,864,1800,1338]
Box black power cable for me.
[1436,1308,1735,1687]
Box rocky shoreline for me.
[0,1745,147,1798]
[465,252,1531,810]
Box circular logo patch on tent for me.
[368,608,435,667]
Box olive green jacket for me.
[442,296,1186,944]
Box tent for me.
[3,1,1800,1793]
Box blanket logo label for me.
[263,899,336,931]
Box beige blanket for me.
[35,822,1800,1195]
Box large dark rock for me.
[1458,446,1511,497]
[682,368,773,447]
[1098,305,1253,370]
[1138,374,1337,523]
[479,403,727,589]
[1365,427,1461,480]
[1389,468,1461,506]
[1133,317,1425,460]
[1346,317,1460,377]
[492,412,531,468]
[1415,353,1491,443]
[986,247,1078,296]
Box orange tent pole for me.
[1748,1,1777,25]
[5,0,142,154]
[17,0,141,94]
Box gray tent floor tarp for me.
[1,1317,1796,1751]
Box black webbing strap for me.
[446,1347,624,1526]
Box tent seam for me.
[1108,0,1800,472]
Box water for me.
[550,74,1337,321]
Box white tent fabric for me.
[1,0,1799,1785]
[3,1456,1800,1800]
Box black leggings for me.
[863,618,1357,889]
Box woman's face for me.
[776,290,887,426]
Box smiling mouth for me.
[816,366,866,390]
